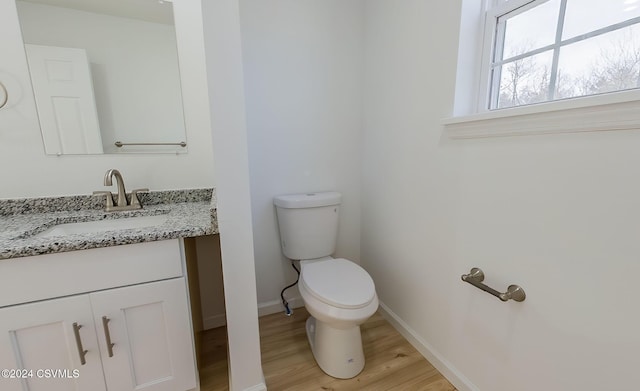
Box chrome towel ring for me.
[0,81,8,109]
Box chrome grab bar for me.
[0,81,8,109]
[461,267,526,302]
[114,141,187,148]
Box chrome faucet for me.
[105,169,128,208]
[94,169,148,212]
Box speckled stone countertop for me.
[0,188,217,260]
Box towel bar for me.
[114,141,187,147]
[461,267,525,302]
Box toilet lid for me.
[301,258,376,309]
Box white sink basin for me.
[35,215,169,238]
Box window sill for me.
[443,90,640,139]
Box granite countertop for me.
[0,188,218,260]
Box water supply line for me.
[280,261,300,316]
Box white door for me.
[0,295,107,391]
[24,44,103,154]
[90,278,197,391]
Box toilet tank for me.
[274,192,341,260]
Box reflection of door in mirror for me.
[26,44,103,155]
[16,0,187,155]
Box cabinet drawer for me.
[0,239,183,308]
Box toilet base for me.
[305,316,365,379]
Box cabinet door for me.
[0,295,107,391]
[90,278,197,391]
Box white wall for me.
[239,0,365,312]
[202,0,265,390]
[361,1,640,391]
[0,0,214,198]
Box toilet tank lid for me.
[274,192,341,208]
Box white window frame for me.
[444,0,640,138]
[479,0,541,111]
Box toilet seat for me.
[300,258,376,309]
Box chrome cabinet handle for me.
[72,322,88,365]
[0,82,7,109]
[101,316,115,357]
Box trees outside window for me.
[486,0,640,110]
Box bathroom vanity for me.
[0,189,217,391]
[0,0,240,387]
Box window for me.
[482,0,640,110]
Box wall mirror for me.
[16,0,187,155]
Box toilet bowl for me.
[298,258,378,379]
[274,192,379,379]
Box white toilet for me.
[274,191,378,379]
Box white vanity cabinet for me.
[0,240,198,391]
[91,278,196,391]
[0,294,107,391]
[0,0,40,131]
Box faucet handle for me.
[130,188,149,207]
[93,191,115,208]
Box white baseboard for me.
[203,313,227,330]
[201,297,305,331]
[378,301,479,391]
[257,296,304,317]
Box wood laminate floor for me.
[199,307,456,391]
